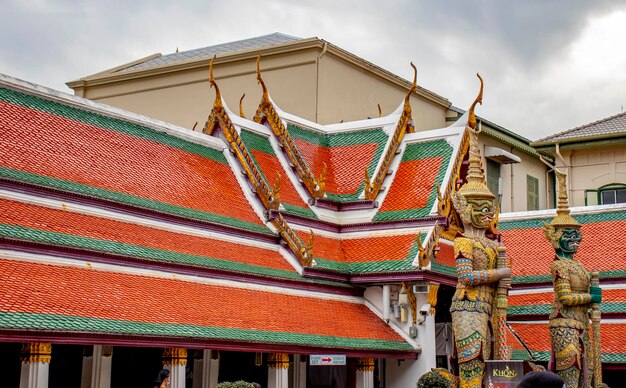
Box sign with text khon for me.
[310,355,347,366]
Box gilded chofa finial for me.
[239,93,246,118]
[256,55,269,100]
[404,62,417,105]
[452,74,494,203]
[468,73,483,131]
[377,104,382,118]
[209,55,222,108]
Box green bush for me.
[216,381,253,388]
[417,370,452,388]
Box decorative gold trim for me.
[203,57,313,266]
[239,93,246,118]
[467,73,483,131]
[269,215,314,266]
[417,225,442,268]
[21,342,52,364]
[253,56,325,199]
[162,348,188,366]
[204,56,279,211]
[402,281,418,325]
[363,63,417,200]
[356,357,375,372]
[267,353,290,369]
[101,345,113,357]
[428,283,440,315]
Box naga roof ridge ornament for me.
[363,62,417,200]
[203,56,314,266]
[253,55,326,199]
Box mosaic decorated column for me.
[20,342,51,388]
[355,358,375,388]
[91,345,112,388]
[163,348,187,388]
[267,353,289,388]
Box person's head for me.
[155,369,170,385]
[251,383,261,388]
[517,371,565,388]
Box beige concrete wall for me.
[72,46,447,131]
[78,50,320,130]
[480,136,548,212]
[317,54,446,129]
[556,146,626,206]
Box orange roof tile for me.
[294,139,380,195]
[0,259,408,349]
[508,321,626,361]
[379,157,443,212]
[0,199,292,273]
[500,214,626,282]
[0,93,264,230]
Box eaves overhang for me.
[531,132,626,149]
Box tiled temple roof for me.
[296,230,425,273]
[499,206,626,284]
[0,198,318,283]
[285,124,389,202]
[240,128,317,219]
[374,139,453,222]
[0,86,269,235]
[508,288,626,317]
[0,259,413,354]
[508,321,626,363]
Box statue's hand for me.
[498,277,512,289]
[496,267,511,280]
[590,286,602,304]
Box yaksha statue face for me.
[556,227,582,256]
[467,198,495,229]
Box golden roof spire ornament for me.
[403,63,417,119]
[544,170,579,249]
[209,55,222,108]
[456,73,494,201]
[546,170,580,231]
[239,93,246,118]
[256,55,269,101]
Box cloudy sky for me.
[2,0,626,140]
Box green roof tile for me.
[0,311,413,351]
[0,87,226,162]
[0,167,272,235]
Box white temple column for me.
[163,348,187,388]
[267,353,289,388]
[355,358,375,388]
[19,342,51,388]
[291,355,307,388]
[91,345,112,388]
[192,351,203,388]
[80,346,93,388]
[192,350,219,388]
